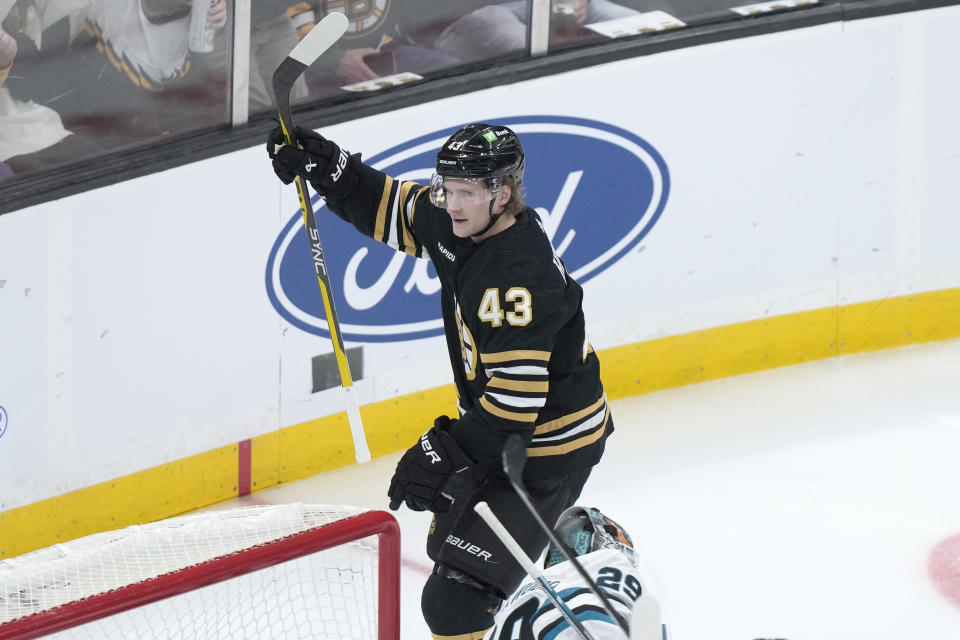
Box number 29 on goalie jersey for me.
[483,549,654,640]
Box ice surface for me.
[211,339,960,639]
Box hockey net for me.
[0,504,399,640]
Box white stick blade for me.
[344,387,371,463]
[289,12,349,67]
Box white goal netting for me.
[0,504,399,640]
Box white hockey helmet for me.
[545,506,637,568]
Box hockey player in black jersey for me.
[268,122,614,639]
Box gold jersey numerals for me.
[478,288,532,327]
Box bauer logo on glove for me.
[330,147,350,183]
[388,418,476,512]
[420,432,443,464]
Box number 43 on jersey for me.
[478,288,532,327]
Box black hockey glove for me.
[266,125,359,200]
[387,416,476,513]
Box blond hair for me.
[501,176,526,217]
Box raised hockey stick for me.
[473,501,598,640]
[271,13,371,464]
[502,434,631,636]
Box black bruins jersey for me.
[326,162,612,479]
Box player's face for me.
[443,178,496,238]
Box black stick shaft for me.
[503,435,630,635]
[474,502,598,640]
[270,13,370,462]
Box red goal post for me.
[0,504,400,640]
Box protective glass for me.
[429,174,500,210]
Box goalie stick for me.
[502,434,632,638]
[474,501,599,640]
[271,13,371,464]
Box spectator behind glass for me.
[0,23,14,79]
[0,23,14,178]
[299,1,493,97]
[433,0,640,60]
[203,0,308,115]
[246,1,309,110]
[0,0,83,180]
[303,0,640,94]
[616,0,765,22]
[75,0,230,135]
[5,0,229,176]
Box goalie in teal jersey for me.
[484,506,666,640]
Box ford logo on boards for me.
[265,115,670,342]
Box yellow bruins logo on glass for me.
[323,0,391,37]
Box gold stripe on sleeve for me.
[412,186,432,225]
[480,349,551,364]
[374,175,395,242]
[101,45,139,88]
[533,396,606,435]
[487,377,550,393]
[527,411,609,457]
[398,182,418,255]
[480,396,539,423]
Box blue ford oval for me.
[265,115,670,342]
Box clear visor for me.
[430,174,501,210]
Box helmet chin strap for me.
[472,198,502,239]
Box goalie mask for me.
[545,506,637,569]
[430,123,525,216]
